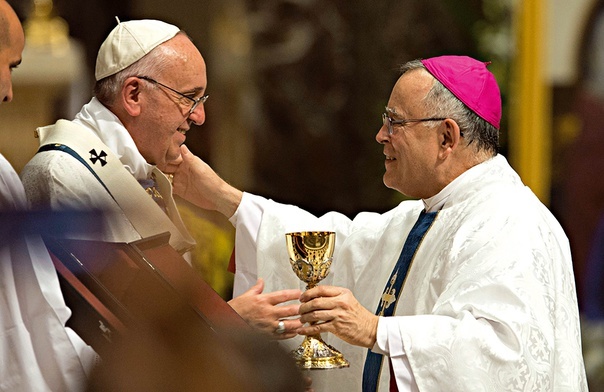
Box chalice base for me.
[291,335,350,369]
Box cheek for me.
[389,141,420,179]
[150,129,176,162]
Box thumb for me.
[239,278,264,299]
[249,278,265,295]
[180,144,193,161]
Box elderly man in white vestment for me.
[170,55,588,391]
[0,1,97,390]
[20,18,302,338]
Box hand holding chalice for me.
[285,231,349,369]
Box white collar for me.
[423,184,453,212]
[423,156,501,212]
[72,97,154,180]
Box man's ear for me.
[439,118,462,158]
[121,77,143,117]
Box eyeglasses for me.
[382,112,447,136]
[136,76,209,114]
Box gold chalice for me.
[285,231,349,369]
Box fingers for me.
[296,286,379,348]
[273,303,301,320]
[299,307,334,324]
[264,288,303,306]
[297,321,330,336]
[240,279,301,306]
[303,376,314,392]
[299,285,343,303]
[299,295,337,315]
[297,291,341,336]
[299,286,344,316]
[272,318,303,340]
[229,281,304,340]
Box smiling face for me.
[0,1,24,104]
[128,34,207,170]
[375,69,444,199]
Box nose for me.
[3,82,13,103]
[188,103,206,126]
[376,123,389,144]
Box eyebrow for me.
[385,106,398,115]
[184,86,205,96]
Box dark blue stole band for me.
[38,144,116,202]
[361,210,438,392]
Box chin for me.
[166,148,182,161]
[383,178,406,196]
[382,174,395,189]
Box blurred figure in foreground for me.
[0,0,97,390]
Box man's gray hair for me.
[400,59,499,155]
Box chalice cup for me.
[285,231,349,369]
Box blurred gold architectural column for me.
[509,0,552,204]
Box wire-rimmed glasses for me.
[136,75,208,114]
[382,112,447,136]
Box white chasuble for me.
[0,154,95,391]
[233,155,587,392]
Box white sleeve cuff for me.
[373,316,389,355]
[373,316,405,357]
[230,192,267,297]
[373,316,418,392]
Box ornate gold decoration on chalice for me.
[285,231,349,369]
